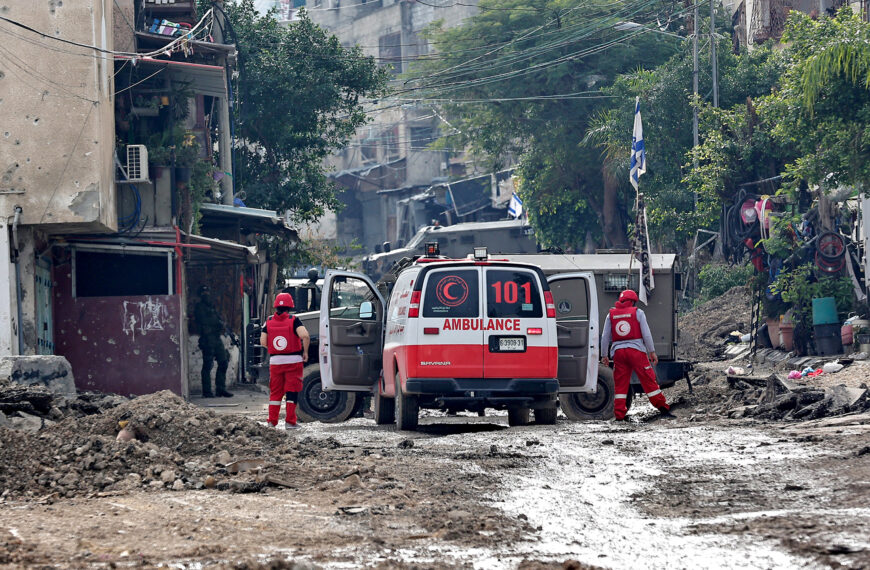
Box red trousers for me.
[612,348,668,420]
[269,362,303,426]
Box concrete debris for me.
[746,377,869,421]
[827,385,868,409]
[0,356,76,396]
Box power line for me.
[0,9,215,58]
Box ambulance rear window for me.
[486,269,543,318]
[422,270,479,317]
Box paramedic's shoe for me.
[658,409,677,420]
[286,423,301,430]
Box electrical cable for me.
[0,9,214,58]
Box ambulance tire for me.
[374,376,396,425]
[296,367,359,424]
[508,407,530,427]
[535,406,558,425]
[394,377,419,431]
[558,368,615,421]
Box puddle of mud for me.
[402,423,830,570]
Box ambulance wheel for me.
[535,406,558,425]
[559,368,615,421]
[508,407,530,427]
[394,377,419,431]
[297,368,359,424]
[374,375,395,425]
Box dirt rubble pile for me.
[0,389,538,550]
[678,286,752,361]
[0,390,314,499]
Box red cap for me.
[274,292,295,308]
[618,289,639,303]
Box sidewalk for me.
[188,384,269,419]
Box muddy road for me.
[2,396,869,569]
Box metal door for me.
[416,267,484,378]
[482,267,549,378]
[319,271,385,392]
[547,272,599,392]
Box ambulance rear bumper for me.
[404,378,559,396]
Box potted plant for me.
[771,263,854,355]
[174,137,200,183]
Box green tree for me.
[409,0,685,250]
[223,1,389,222]
[762,8,870,194]
[587,35,785,249]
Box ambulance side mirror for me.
[359,301,375,320]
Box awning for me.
[199,203,299,241]
[118,56,228,98]
[62,229,259,265]
[184,234,258,265]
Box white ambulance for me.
[318,247,600,430]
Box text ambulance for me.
[319,249,600,430]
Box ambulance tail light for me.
[544,291,556,318]
[423,327,439,335]
[409,291,421,318]
[527,327,543,335]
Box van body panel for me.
[319,270,385,392]
[547,272,600,393]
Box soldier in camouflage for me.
[194,285,233,398]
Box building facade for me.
[0,0,293,396]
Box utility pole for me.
[692,0,700,207]
[710,0,719,108]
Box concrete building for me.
[0,0,294,396]
[262,0,520,253]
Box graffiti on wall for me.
[122,297,170,340]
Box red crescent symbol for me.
[444,282,459,301]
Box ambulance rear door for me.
[416,267,484,378]
[547,272,599,392]
[482,266,550,378]
[319,270,385,392]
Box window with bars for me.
[602,273,640,293]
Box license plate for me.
[498,338,525,352]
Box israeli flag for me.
[508,192,523,218]
[630,96,646,191]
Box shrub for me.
[697,262,753,304]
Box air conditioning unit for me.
[125,145,149,183]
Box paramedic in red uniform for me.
[260,293,310,429]
[600,289,673,420]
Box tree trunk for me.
[601,166,629,248]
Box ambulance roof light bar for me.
[425,242,440,257]
[473,246,488,261]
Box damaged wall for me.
[53,264,184,397]
[0,0,117,232]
